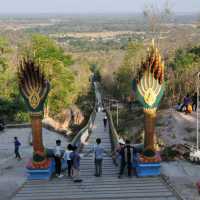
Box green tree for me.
[0,36,9,72]
[0,36,9,54]
[0,36,28,122]
[165,46,199,104]
[114,42,145,99]
[172,49,197,71]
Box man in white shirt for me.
[54,140,64,178]
[63,144,73,177]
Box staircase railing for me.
[106,109,120,152]
[98,83,121,153]
[71,107,96,150]
[71,82,97,150]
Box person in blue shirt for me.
[85,138,110,177]
[14,137,21,160]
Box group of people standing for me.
[115,139,136,178]
[176,93,199,113]
[54,140,82,182]
[53,104,135,180]
[53,137,136,181]
[54,137,109,182]
[13,99,135,180]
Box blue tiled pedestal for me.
[136,162,161,177]
[27,159,67,180]
[27,159,54,180]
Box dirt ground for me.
[158,109,200,200]
[157,109,198,146]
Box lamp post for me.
[116,102,119,127]
[197,72,200,150]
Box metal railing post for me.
[197,72,200,150]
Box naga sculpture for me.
[18,58,50,168]
[136,40,164,156]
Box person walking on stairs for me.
[14,137,21,160]
[103,116,108,130]
[70,146,82,182]
[85,138,110,177]
[54,140,64,178]
[113,139,125,166]
[63,144,73,177]
[118,140,134,178]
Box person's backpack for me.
[187,104,192,113]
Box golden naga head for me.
[18,57,50,113]
[136,39,165,111]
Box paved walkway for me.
[12,83,179,200]
[0,127,68,200]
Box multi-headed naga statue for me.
[18,58,50,168]
[136,40,164,156]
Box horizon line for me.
[0,11,199,17]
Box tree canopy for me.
[114,41,145,99]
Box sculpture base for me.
[26,159,54,180]
[136,162,161,177]
[135,153,161,177]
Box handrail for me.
[161,174,186,200]
[5,123,31,128]
[71,81,121,153]
[106,108,122,153]
[98,82,121,152]
[71,83,97,149]
[71,107,96,147]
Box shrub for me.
[143,149,156,157]
[161,146,178,161]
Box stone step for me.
[17,186,170,193]
[24,176,165,182]
[25,176,163,185]
[14,191,174,200]
[23,182,167,190]
[80,157,113,161]
[13,197,177,200]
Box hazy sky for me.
[0,0,199,14]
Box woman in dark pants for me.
[54,140,63,178]
[118,140,134,178]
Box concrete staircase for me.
[12,110,179,200]
[12,84,180,200]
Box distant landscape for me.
[0,13,199,126]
